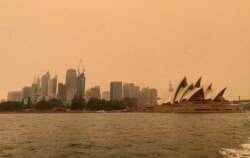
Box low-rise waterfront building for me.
[7,91,21,102]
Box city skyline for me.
[1,61,249,101]
[0,1,249,158]
[6,68,159,106]
[1,0,250,100]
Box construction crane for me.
[78,59,85,75]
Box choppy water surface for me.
[0,113,249,158]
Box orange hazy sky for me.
[0,0,250,100]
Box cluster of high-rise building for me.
[57,68,86,103]
[7,68,158,106]
[56,68,86,103]
[7,73,57,104]
[109,81,158,106]
[7,68,86,104]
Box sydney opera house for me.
[144,77,243,113]
[169,77,226,104]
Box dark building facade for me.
[57,83,66,101]
[76,73,86,99]
[110,81,122,101]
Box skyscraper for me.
[48,76,57,98]
[30,76,41,103]
[110,81,122,101]
[123,83,135,99]
[134,86,140,99]
[30,83,40,102]
[102,91,110,101]
[21,87,31,100]
[41,71,50,96]
[66,88,77,103]
[85,89,92,101]
[65,69,77,102]
[140,87,158,106]
[149,88,158,105]
[85,86,101,101]
[65,69,77,91]
[57,83,66,101]
[138,91,145,107]
[142,87,150,105]
[92,86,101,99]
[7,91,21,102]
[76,72,86,99]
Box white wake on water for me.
[220,137,250,158]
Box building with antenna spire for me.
[76,73,86,99]
[76,59,86,99]
[168,83,174,93]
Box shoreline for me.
[0,110,248,114]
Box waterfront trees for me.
[85,98,126,111]
[107,100,125,111]
[0,97,132,112]
[35,98,64,110]
[86,98,102,111]
[70,95,86,110]
[0,101,24,111]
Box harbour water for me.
[0,113,249,158]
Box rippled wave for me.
[0,113,249,158]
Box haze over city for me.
[1,0,250,100]
[1,1,250,158]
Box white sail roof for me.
[169,77,227,104]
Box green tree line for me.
[69,95,136,111]
[0,96,136,112]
